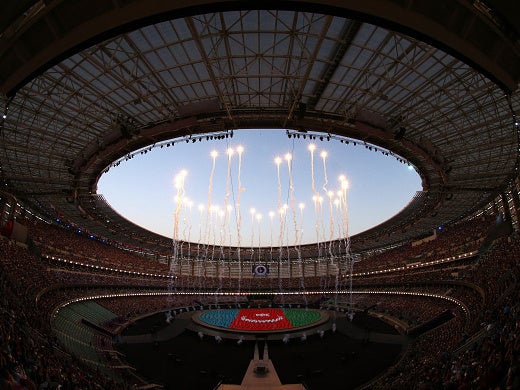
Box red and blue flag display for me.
[198,308,322,331]
[229,308,293,330]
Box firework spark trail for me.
[269,211,274,248]
[326,191,335,240]
[211,206,219,255]
[321,150,329,193]
[178,203,186,277]
[209,206,218,294]
[339,175,349,242]
[309,144,317,195]
[312,195,319,239]
[316,196,324,247]
[249,208,256,247]
[274,156,283,246]
[205,150,218,243]
[216,207,226,302]
[186,201,195,290]
[329,189,340,285]
[269,211,275,290]
[334,194,342,236]
[286,151,307,305]
[285,153,299,246]
[245,207,255,293]
[317,194,327,289]
[255,213,263,250]
[197,204,204,252]
[328,176,345,318]
[219,208,226,246]
[278,206,286,299]
[224,148,234,245]
[308,144,323,259]
[180,197,189,242]
[326,190,335,264]
[226,205,233,247]
[299,202,306,291]
[187,200,193,251]
[338,174,353,305]
[171,169,188,298]
[201,151,217,292]
[299,202,305,244]
[333,197,341,257]
[274,156,284,297]
[196,203,204,291]
[194,203,206,289]
[172,170,187,242]
[236,146,244,297]
[321,151,335,254]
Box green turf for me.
[283,308,322,327]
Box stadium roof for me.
[0,0,519,254]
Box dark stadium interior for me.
[1,1,520,389]
[117,314,404,390]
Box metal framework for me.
[0,1,519,256]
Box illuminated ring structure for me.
[193,308,329,333]
[253,265,268,277]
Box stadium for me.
[0,1,519,389]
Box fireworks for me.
[170,143,349,248]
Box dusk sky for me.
[98,129,422,247]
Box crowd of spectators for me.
[466,236,519,323]
[373,290,519,389]
[353,257,478,285]
[1,213,518,388]
[330,293,458,327]
[369,233,520,389]
[354,215,495,274]
[49,266,169,290]
[0,244,134,388]
[29,221,169,275]
[97,295,197,319]
[27,216,498,293]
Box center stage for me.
[192,308,330,334]
[118,310,407,390]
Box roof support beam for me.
[0,0,518,95]
[306,20,361,112]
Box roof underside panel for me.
[0,8,518,253]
